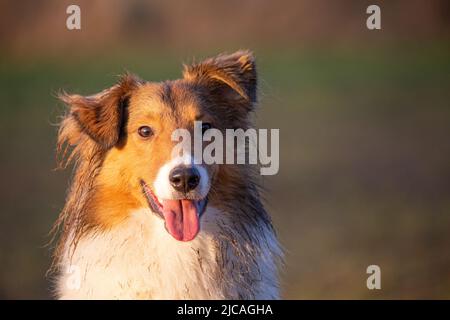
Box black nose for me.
[169,166,200,193]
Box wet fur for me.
[51,50,282,299]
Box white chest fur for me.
[56,207,281,299]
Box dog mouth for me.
[140,180,208,242]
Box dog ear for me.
[183,50,257,113]
[59,74,141,149]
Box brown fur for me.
[51,50,275,279]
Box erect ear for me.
[183,50,257,112]
[59,74,141,149]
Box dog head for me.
[59,50,257,241]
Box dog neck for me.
[56,205,281,299]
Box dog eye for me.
[138,126,153,138]
[201,123,212,134]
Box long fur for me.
[50,51,283,299]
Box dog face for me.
[59,50,257,241]
[127,81,214,201]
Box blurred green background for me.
[1,0,449,299]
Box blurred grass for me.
[0,45,449,298]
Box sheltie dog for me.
[51,50,282,299]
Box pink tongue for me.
[161,199,199,241]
